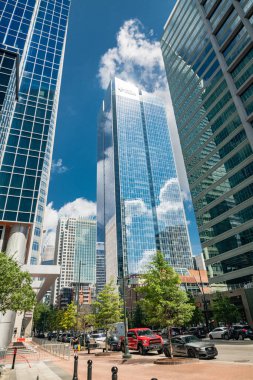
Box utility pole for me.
[198,268,209,332]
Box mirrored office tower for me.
[0,0,70,263]
[0,0,70,346]
[97,78,193,282]
[161,0,253,286]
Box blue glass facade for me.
[0,0,71,264]
[97,78,193,281]
[161,0,253,285]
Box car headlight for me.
[143,340,148,345]
[200,347,206,351]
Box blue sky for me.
[46,0,202,255]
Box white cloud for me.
[51,158,68,174]
[43,198,96,250]
[58,198,96,219]
[98,19,165,92]
[137,249,156,273]
[98,19,190,196]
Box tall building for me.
[54,217,97,304]
[161,0,253,286]
[97,77,193,282]
[0,0,71,346]
[96,241,105,294]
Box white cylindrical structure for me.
[0,311,16,349]
[0,224,28,348]
[6,224,28,264]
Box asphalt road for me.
[206,339,253,364]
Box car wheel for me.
[138,345,146,356]
[223,333,229,340]
[157,349,163,355]
[238,334,244,340]
[164,347,171,357]
[209,335,213,339]
[188,349,196,358]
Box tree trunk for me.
[105,328,108,352]
[168,327,173,358]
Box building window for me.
[32,241,39,251]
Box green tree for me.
[186,293,204,326]
[212,293,240,325]
[132,304,146,328]
[59,302,77,331]
[93,280,123,352]
[0,252,36,314]
[33,303,50,332]
[137,251,194,357]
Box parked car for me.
[226,325,253,340]
[36,332,45,338]
[107,335,121,351]
[209,327,228,339]
[90,333,106,343]
[164,335,218,359]
[161,327,181,338]
[47,332,57,341]
[187,327,207,339]
[121,328,163,355]
[79,333,91,347]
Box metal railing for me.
[32,338,71,360]
[0,348,7,363]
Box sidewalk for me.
[51,350,253,380]
[1,361,70,380]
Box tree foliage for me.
[212,293,240,325]
[93,280,123,351]
[59,302,77,331]
[186,293,204,326]
[0,252,36,314]
[137,251,195,357]
[33,304,60,332]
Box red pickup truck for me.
[122,328,163,355]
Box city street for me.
[207,339,253,364]
[45,341,253,380]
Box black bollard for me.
[72,355,78,380]
[111,366,118,380]
[11,347,17,369]
[151,378,158,380]
[87,360,92,380]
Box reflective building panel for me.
[161,0,253,286]
[0,0,71,265]
[54,217,96,304]
[97,77,193,282]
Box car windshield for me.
[183,336,200,343]
[137,330,153,336]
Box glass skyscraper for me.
[0,0,70,347]
[0,0,70,265]
[97,77,193,282]
[54,217,96,305]
[161,0,253,286]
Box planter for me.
[154,357,199,365]
[95,352,112,357]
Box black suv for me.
[187,327,207,339]
[231,325,253,340]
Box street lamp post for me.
[121,200,132,359]
[122,274,131,359]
